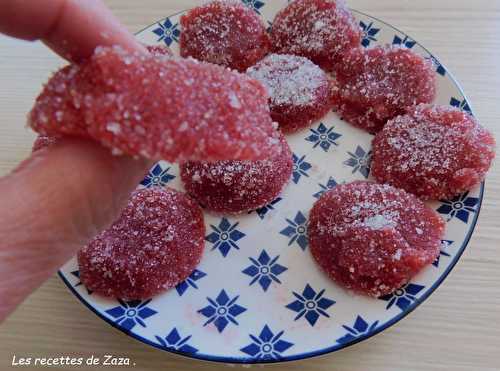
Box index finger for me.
[0,0,144,62]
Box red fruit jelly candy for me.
[78,187,205,299]
[180,0,270,72]
[247,54,332,133]
[270,0,362,71]
[308,181,445,297]
[372,104,496,200]
[332,45,436,133]
[29,46,280,162]
[180,133,293,213]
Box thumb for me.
[0,138,150,321]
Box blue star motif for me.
[286,284,335,326]
[205,218,246,257]
[240,325,294,360]
[251,197,283,219]
[155,328,198,354]
[379,283,425,311]
[175,269,207,296]
[198,290,247,333]
[313,176,338,199]
[292,154,312,184]
[305,123,342,152]
[140,163,175,188]
[336,316,379,345]
[437,191,479,223]
[105,300,157,331]
[344,146,372,178]
[242,250,288,292]
[450,97,472,114]
[360,21,380,47]
[241,0,266,14]
[280,211,308,251]
[70,270,93,295]
[392,34,416,48]
[152,18,181,46]
[426,55,447,76]
[433,240,453,268]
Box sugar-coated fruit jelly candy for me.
[247,54,332,133]
[308,181,445,297]
[270,0,362,72]
[180,0,271,72]
[332,45,437,133]
[78,187,205,300]
[32,135,58,152]
[372,104,496,200]
[180,133,293,213]
[29,46,281,162]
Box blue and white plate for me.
[59,1,483,364]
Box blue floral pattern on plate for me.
[176,270,207,296]
[240,325,293,360]
[241,0,266,14]
[450,97,472,113]
[344,146,372,178]
[198,290,247,333]
[379,283,426,311]
[205,218,246,257]
[313,176,338,199]
[252,198,282,219]
[433,240,453,268]
[286,284,335,327]
[292,154,312,184]
[58,4,485,364]
[156,328,198,354]
[141,163,175,188]
[152,18,181,46]
[242,250,287,292]
[106,300,157,331]
[280,211,308,250]
[305,123,342,152]
[392,34,416,48]
[437,192,479,223]
[360,21,380,47]
[336,316,379,345]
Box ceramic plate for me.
[59,1,483,364]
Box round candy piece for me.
[308,181,445,297]
[29,46,280,162]
[247,54,332,133]
[180,134,293,213]
[180,0,270,72]
[372,104,496,200]
[78,187,205,299]
[332,45,437,133]
[32,135,58,152]
[270,0,362,71]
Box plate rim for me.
[58,7,486,364]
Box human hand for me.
[0,0,150,322]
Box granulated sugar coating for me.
[180,133,293,213]
[32,135,58,152]
[372,104,496,200]
[146,44,174,57]
[247,54,333,133]
[29,46,280,162]
[180,0,270,72]
[308,181,445,297]
[270,0,361,71]
[332,45,436,133]
[78,187,205,300]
